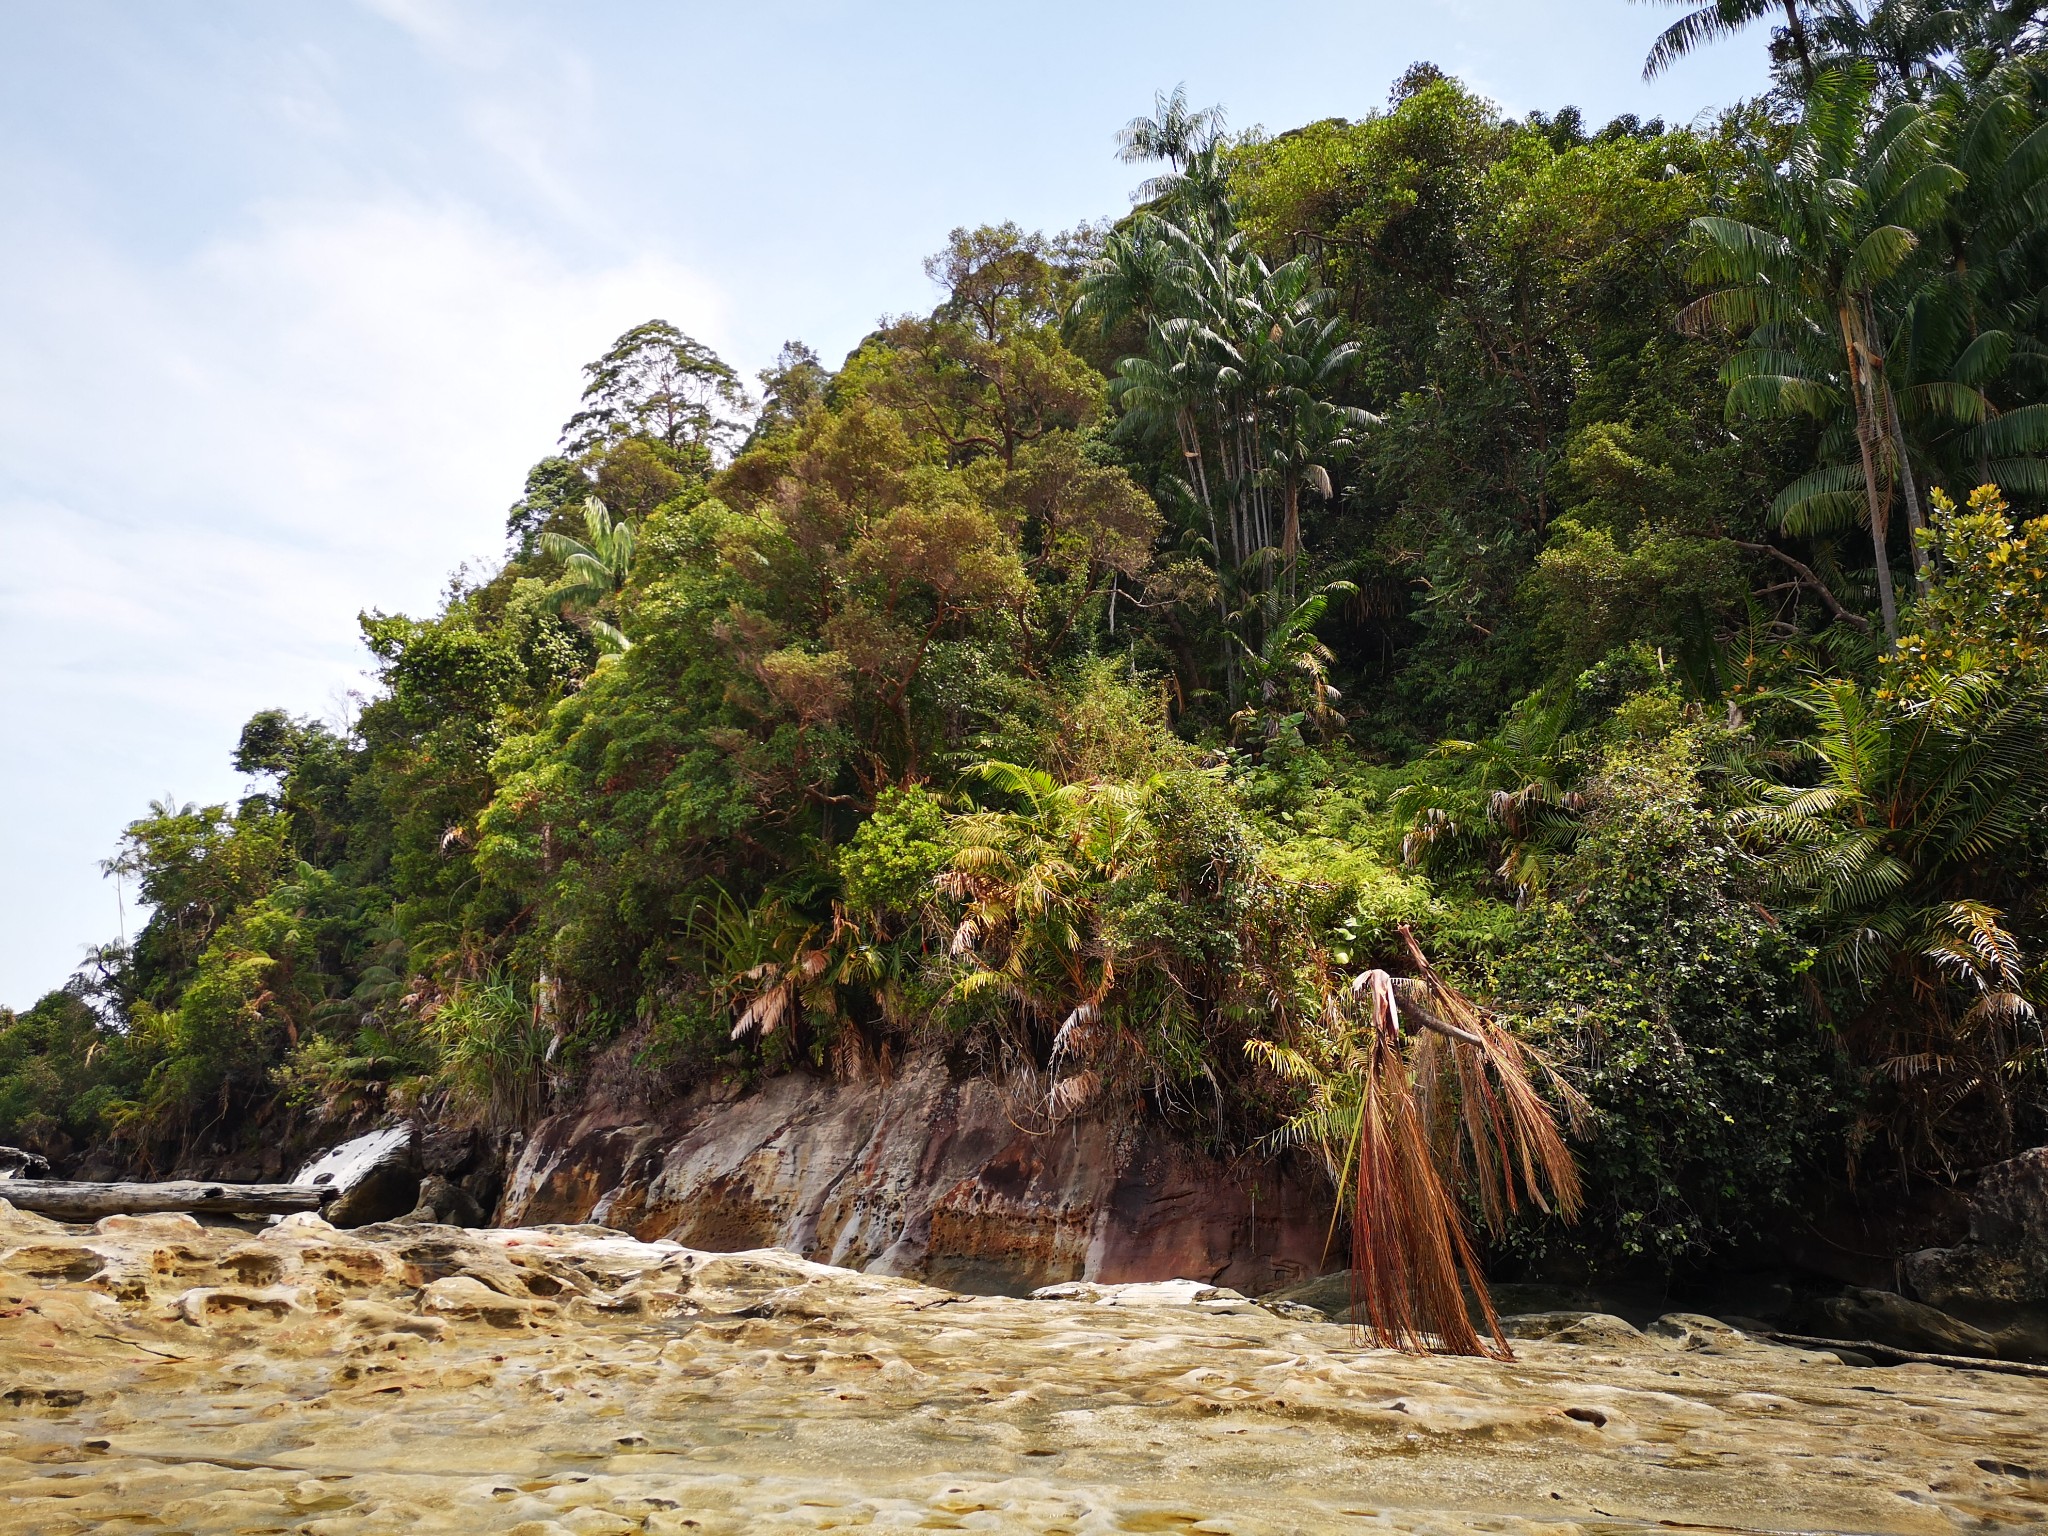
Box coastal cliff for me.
[500,1051,1334,1296]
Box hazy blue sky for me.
[0,1,1769,1007]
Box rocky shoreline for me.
[35,1052,2048,1370]
[6,1195,2048,1534]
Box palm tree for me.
[1683,66,1963,640]
[1639,2,2048,98]
[1116,85,1227,205]
[1228,581,1354,747]
[1885,76,2048,515]
[1395,693,1588,900]
[941,763,1137,1012]
[1736,668,2048,1164]
[1635,0,1821,87]
[1260,264,1379,605]
[1076,194,1370,699]
[1251,925,1586,1357]
[540,497,636,653]
[1806,2,2048,92]
[940,761,1157,1117]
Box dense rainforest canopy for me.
[7,1,2047,1281]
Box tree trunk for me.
[0,1180,333,1222]
[1282,476,1301,606]
[1782,1,1817,90]
[1843,307,1900,643]
[1883,378,1931,597]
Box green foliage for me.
[1230,76,1764,737]
[432,973,552,1129]
[540,496,637,653]
[0,991,133,1154]
[561,319,749,467]
[1893,484,2048,689]
[33,30,2048,1292]
[838,787,953,927]
[1524,520,1744,672]
[1499,728,1838,1265]
[1736,483,2048,1168]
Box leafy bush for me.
[838,787,955,926]
[432,974,552,1129]
[1498,728,1837,1266]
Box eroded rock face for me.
[1890,1146,2048,1358]
[1907,1146,2048,1308]
[502,1054,1334,1295]
[6,1197,2048,1534]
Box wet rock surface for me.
[6,1197,2048,1534]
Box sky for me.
[0,0,1771,1009]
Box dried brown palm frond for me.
[1251,923,1585,1358]
[1396,925,1588,1235]
[1050,998,1108,1062]
[731,963,799,1040]
[1048,1068,1103,1118]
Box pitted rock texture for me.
[502,1054,1333,1295]
[6,1198,2048,1534]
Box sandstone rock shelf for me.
[4,1196,2047,1535]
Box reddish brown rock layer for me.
[501,1054,1332,1294]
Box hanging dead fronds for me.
[1251,923,1586,1358]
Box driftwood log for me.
[1759,1328,2048,1379]
[0,1180,333,1222]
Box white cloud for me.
[0,192,725,1005]
[353,0,506,66]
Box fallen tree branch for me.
[1,1180,333,1222]
[1733,542,1871,633]
[1758,1328,2048,1378]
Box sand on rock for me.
[3,1196,2046,1534]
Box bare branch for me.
[1734,540,1872,632]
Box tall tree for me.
[1683,65,1962,639]
[1115,84,1227,202]
[560,320,750,466]
[1887,73,2048,512]
[1078,110,1371,703]
[748,341,829,445]
[1636,0,1821,87]
[859,225,1104,469]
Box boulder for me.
[0,1145,52,1180]
[418,1124,505,1220]
[1647,1313,1750,1352]
[1029,1278,1256,1313]
[1499,1310,1644,1346]
[1263,1270,1362,1322]
[1804,1286,2000,1358]
[298,1126,419,1229]
[1880,1148,2048,1360]
[1903,1146,2048,1309]
[400,1175,487,1228]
